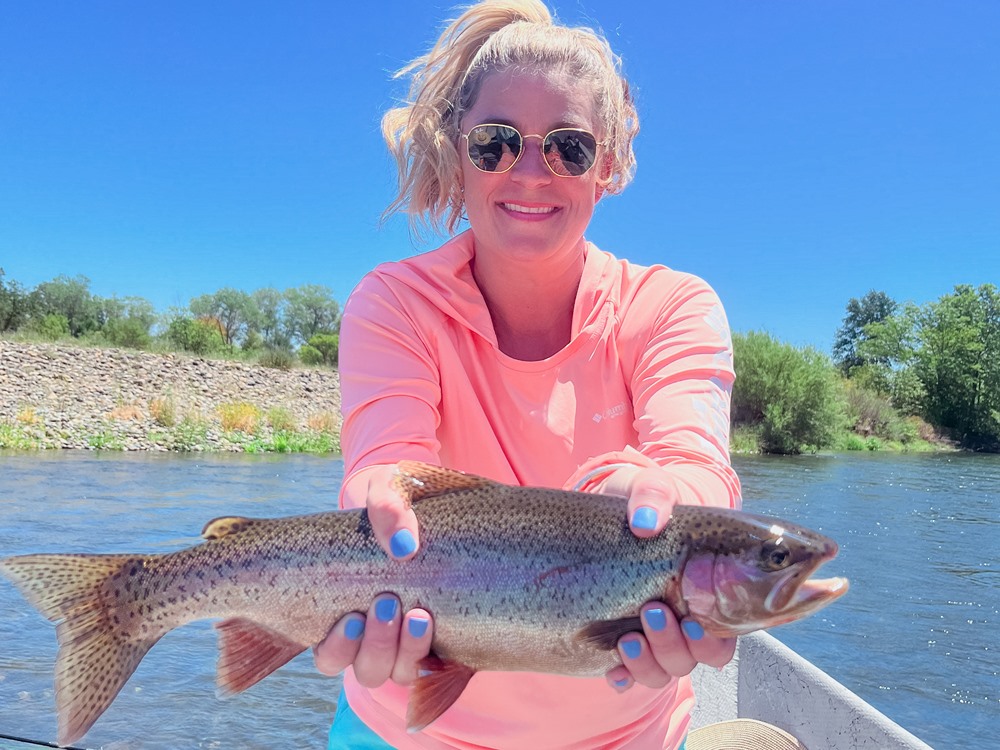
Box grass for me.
[218,402,261,433]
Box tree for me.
[29,274,100,337]
[833,290,898,375]
[912,284,1000,449]
[166,315,225,355]
[0,268,32,332]
[283,285,340,345]
[252,287,290,349]
[732,331,845,454]
[189,288,255,348]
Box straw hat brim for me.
[686,719,809,750]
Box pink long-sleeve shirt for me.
[337,231,741,750]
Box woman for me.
[315,1,742,748]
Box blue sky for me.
[2,1,997,353]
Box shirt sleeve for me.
[337,273,443,509]
[566,269,742,510]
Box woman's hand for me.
[604,603,735,691]
[312,464,433,687]
[600,465,737,689]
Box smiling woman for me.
[313,1,742,749]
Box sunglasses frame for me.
[461,123,608,178]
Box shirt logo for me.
[592,402,626,423]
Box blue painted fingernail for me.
[408,617,429,638]
[375,599,398,623]
[614,678,629,687]
[683,620,704,641]
[621,639,642,659]
[390,529,417,558]
[344,618,365,640]
[631,506,658,531]
[644,608,667,631]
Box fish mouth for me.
[766,566,850,616]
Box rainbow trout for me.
[1,461,847,746]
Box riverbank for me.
[0,341,341,452]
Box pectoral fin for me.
[215,618,307,695]
[407,656,476,732]
[575,616,644,651]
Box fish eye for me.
[760,541,791,571]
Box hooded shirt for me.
[336,231,741,750]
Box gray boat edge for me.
[690,632,935,749]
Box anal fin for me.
[215,618,307,695]
[406,656,476,732]
[575,616,644,650]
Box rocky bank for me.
[0,341,341,451]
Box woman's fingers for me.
[610,604,736,689]
[391,609,435,685]
[367,465,421,560]
[680,618,737,669]
[313,611,366,676]
[352,595,405,688]
[624,468,681,538]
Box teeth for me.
[502,203,555,214]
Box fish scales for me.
[0,460,848,746]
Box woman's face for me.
[459,68,603,268]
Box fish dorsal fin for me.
[201,516,258,540]
[393,461,493,505]
[575,616,644,651]
[407,656,476,732]
[214,618,307,695]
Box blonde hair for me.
[381,0,639,236]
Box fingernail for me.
[643,608,667,631]
[408,617,429,638]
[631,506,658,531]
[375,599,398,623]
[614,678,629,688]
[344,618,365,640]
[621,639,642,659]
[682,620,704,641]
[390,529,417,558]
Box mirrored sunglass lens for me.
[468,125,521,172]
[545,130,598,176]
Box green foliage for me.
[166,316,225,355]
[0,422,42,450]
[300,333,339,367]
[36,313,70,341]
[283,285,340,344]
[102,317,152,349]
[0,268,32,332]
[732,331,845,454]
[833,290,898,375]
[190,288,255,348]
[912,284,1000,449]
[30,274,101,337]
[267,407,297,432]
[87,427,124,451]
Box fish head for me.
[673,506,849,637]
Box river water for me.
[0,452,996,749]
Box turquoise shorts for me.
[327,688,687,750]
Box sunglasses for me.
[462,123,606,177]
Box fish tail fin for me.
[1,553,162,746]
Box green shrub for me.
[165,316,224,355]
[258,347,295,370]
[267,407,297,432]
[732,331,846,454]
[36,313,70,341]
[102,317,151,349]
[843,434,866,451]
[300,333,339,367]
